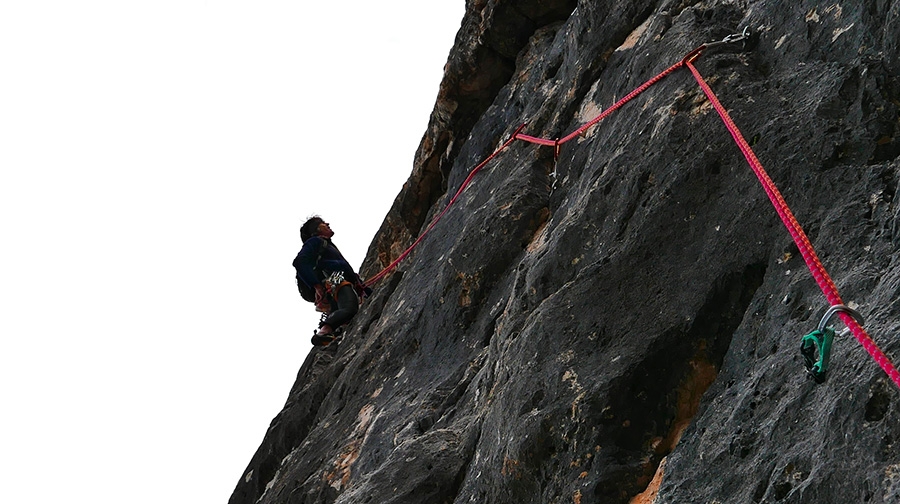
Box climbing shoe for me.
[311,326,345,347]
[311,332,335,347]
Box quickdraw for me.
[800,305,865,383]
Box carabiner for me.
[703,27,750,51]
[817,304,864,333]
[682,27,751,66]
[721,26,750,45]
[800,328,835,383]
[800,304,865,384]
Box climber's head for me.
[300,216,333,242]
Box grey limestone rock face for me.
[232,1,900,503]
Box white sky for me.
[0,2,464,502]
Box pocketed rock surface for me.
[231,1,900,503]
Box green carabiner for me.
[799,304,865,384]
[800,327,835,383]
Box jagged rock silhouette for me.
[231,1,900,502]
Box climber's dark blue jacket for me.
[293,236,359,290]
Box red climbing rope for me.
[560,60,685,145]
[686,59,900,388]
[359,39,900,389]
[364,124,527,286]
[366,55,686,286]
[514,134,557,147]
[514,59,687,148]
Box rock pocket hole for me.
[865,379,891,422]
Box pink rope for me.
[365,125,526,285]
[686,60,900,388]
[513,59,687,148]
[558,60,685,145]
[362,45,900,389]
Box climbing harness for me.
[801,305,865,383]
[316,270,354,313]
[358,29,900,389]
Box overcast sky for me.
[0,2,465,502]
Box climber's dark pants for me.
[322,284,359,329]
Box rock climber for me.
[293,216,369,346]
